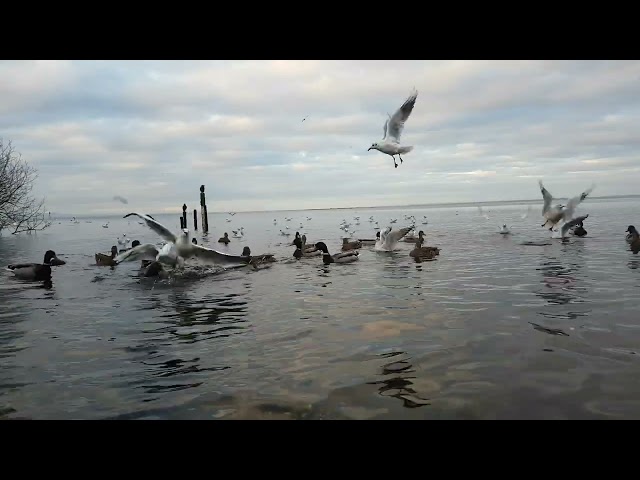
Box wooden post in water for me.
[182,204,188,230]
[179,217,184,229]
[200,185,209,234]
[193,209,198,231]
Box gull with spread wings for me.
[114,213,253,269]
[375,226,413,252]
[539,181,594,231]
[368,89,418,168]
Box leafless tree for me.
[0,138,51,235]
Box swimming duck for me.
[241,246,276,269]
[218,233,230,244]
[315,241,359,265]
[292,237,319,259]
[7,250,66,281]
[409,238,440,260]
[301,235,320,256]
[342,238,362,251]
[626,225,636,244]
[139,260,169,279]
[499,224,511,235]
[95,246,119,266]
[358,232,381,246]
[626,226,640,254]
[572,221,587,237]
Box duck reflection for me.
[536,258,579,306]
[367,351,430,408]
[123,289,249,399]
[535,256,590,321]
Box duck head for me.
[110,245,118,258]
[314,242,330,254]
[626,225,637,234]
[418,230,425,239]
[131,240,140,248]
[44,250,65,266]
[242,246,251,256]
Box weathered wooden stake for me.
[193,209,198,231]
[200,185,209,234]
[182,204,188,230]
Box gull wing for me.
[561,214,589,238]
[384,89,418,144]
[539,181,553,215]
[187,244,253,268]
[123,212,177,243]
[563,184,595,221]
[386,226,412,246]
[114,243,160,264]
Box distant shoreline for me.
[49,194,640,218]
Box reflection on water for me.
[367,351,431,408]
[1,199,640,419]
[535,256,591,324]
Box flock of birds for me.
[4,88,640,283]
[6,178,639,284]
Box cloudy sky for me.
[1,60,639,215]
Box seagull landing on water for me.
[368,89,418,168]
[539,181,594,231]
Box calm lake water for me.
[1,199,639,420]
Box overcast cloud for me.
[1,60,639,215]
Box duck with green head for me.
[7,250,66,281]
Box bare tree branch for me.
[0,138,50,235]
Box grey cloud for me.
[1,60,639,215]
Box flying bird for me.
[368,88,418,168]
[539,181,594,231]
[113,195,128,204]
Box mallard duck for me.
[139,260,169,279]
[301,235,320,256]
[358,232,381,246]
[572,222,587,237]
[95,246,119,266]
[409,238,440,260]
[342,238,362,251]
[626,225,640,254]
[315,242,359,265]
[7,250,65,281]
[626,225,636,244]
[241,246,276,269]
[218,233,230,244]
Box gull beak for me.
[367,147,373,151]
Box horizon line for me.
[50,193,640,217]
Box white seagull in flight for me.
[368,88,418,168]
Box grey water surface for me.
[1,199,639,419]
